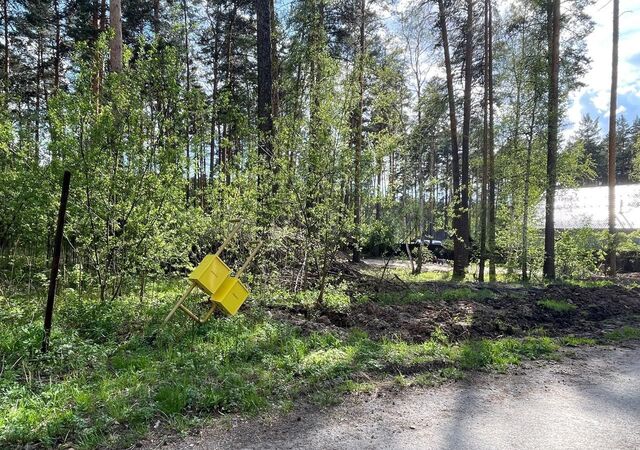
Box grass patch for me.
[376,287,494,305]
[259,284,351,311]
[399,269,451,282]
[562,279,615,288]
[604,326,640,342]
[537,298,577,313]
[560,336,596,347]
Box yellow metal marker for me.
[210,241,264,316]
[163,220,242,324]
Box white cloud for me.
[565,0,640,136]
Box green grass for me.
[537,298,577,313]
[562,279,615,288]
[259,284,351,311]
[560,336,596,347]
[393,269,451,282]
[376,287,495,305]
[604,326,640,342]
[0,281,627,449]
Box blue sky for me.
[565,0,640,137]
[365,0,638,139]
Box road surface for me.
[148,342,640,450]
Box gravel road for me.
[147,342,640,450]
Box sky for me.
[383,0,640,139]
[565,0,640,138]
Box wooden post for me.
[42,171,71,353]
[163,282,196,324]
[235,241,264,278]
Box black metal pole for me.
[42,170,71,353]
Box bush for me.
[556,228,606,279]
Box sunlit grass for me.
[537,298,577,313]
[375,287,495,305]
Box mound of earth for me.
[274,283,640,342]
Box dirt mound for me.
[314,284,640,342]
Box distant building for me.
[536,184,640,230]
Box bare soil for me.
[273,279,640,342]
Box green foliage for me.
[537,298,577,313]
[556,228,606,279]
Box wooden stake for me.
[214,220,242,257]
[163,282,196,323]
[42,171,71,353]
[236,241,264,278]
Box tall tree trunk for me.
[270,0,279,121]
[487,0,496,281]
[375,159,382,220]
[607,0,619,278]
[53,0,61,91]
[222,1,237,186]
[153,0,160,34]
[543,0,560,280]
[429,142,436,237]
[256,0,273,159]
[183,0,192,205]
[109,0,123,72]
[209,8,220,183]
[522,91,539,282]
[35,35,42,157]
[100,0,106,30]
[479,0,489,282]
[3,0,8,96]
[459,0,473,278]
[352,0,365,263]
[438,0,464,279]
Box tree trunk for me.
[153,0,160,34]
[522,92,539,282]
[35,35,42,156]
[256,0,273,159]
[438,0,464,280]
[182,0,192,205]
[487,0,496,281]
[375,157,382,220]
[607,0,619,277]
[209,8,220,183]
[109,0,123,72]
[543,0,560,280]
[479,0,489,282]
[53,0,61,91]
[460,0,473,274]
[100,0,106,29]
[3,0,8,95]
[429,142,436,237]
[352,0,365,263]
[270,0,279,121]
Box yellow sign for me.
[212,277,249,316]
[163,221,263,324]
[188,254,231,295]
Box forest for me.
[1,0,640,448]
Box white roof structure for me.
[535,184,640,230]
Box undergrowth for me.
[0,280,636,449]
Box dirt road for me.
[149,342,640,450]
